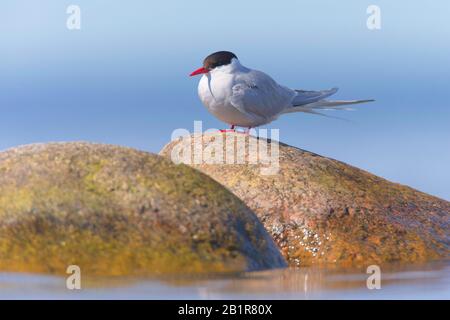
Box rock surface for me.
[160,132,450,267]
[0,142,286,276]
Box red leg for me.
[219,125,236,133]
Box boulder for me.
[0,142,286,276]
[160,132,450,267]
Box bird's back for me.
[230,68,297,121]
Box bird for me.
[189,51,374,132]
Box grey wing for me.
[292,87,338,106]
[229,71,295,121]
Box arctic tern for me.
[190,51,373,131]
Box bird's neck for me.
[213,58,249,75]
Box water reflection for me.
[0,261,448,299]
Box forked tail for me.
[285,87,374,118]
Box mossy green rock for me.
[0,142,286,276]
[160,132,450,267]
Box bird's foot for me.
[218,125,252,134]
[219,127,252,134]
[219,125,236,133]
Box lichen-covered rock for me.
[0,142,286,276]
[160,132,450,267]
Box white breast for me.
[198,75,258,127]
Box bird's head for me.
[189,51,238,76]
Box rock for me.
[0,142,286,276]
[160,132,450,267]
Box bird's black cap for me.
[203,51,238,70]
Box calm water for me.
[0,261,448,300]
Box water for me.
[0,261,448,300]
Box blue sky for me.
[1,1,449,199]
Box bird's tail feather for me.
[283,98,374,119]
[306,99,375,109]
[288,107,353,122]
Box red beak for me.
[189,67,209,77]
